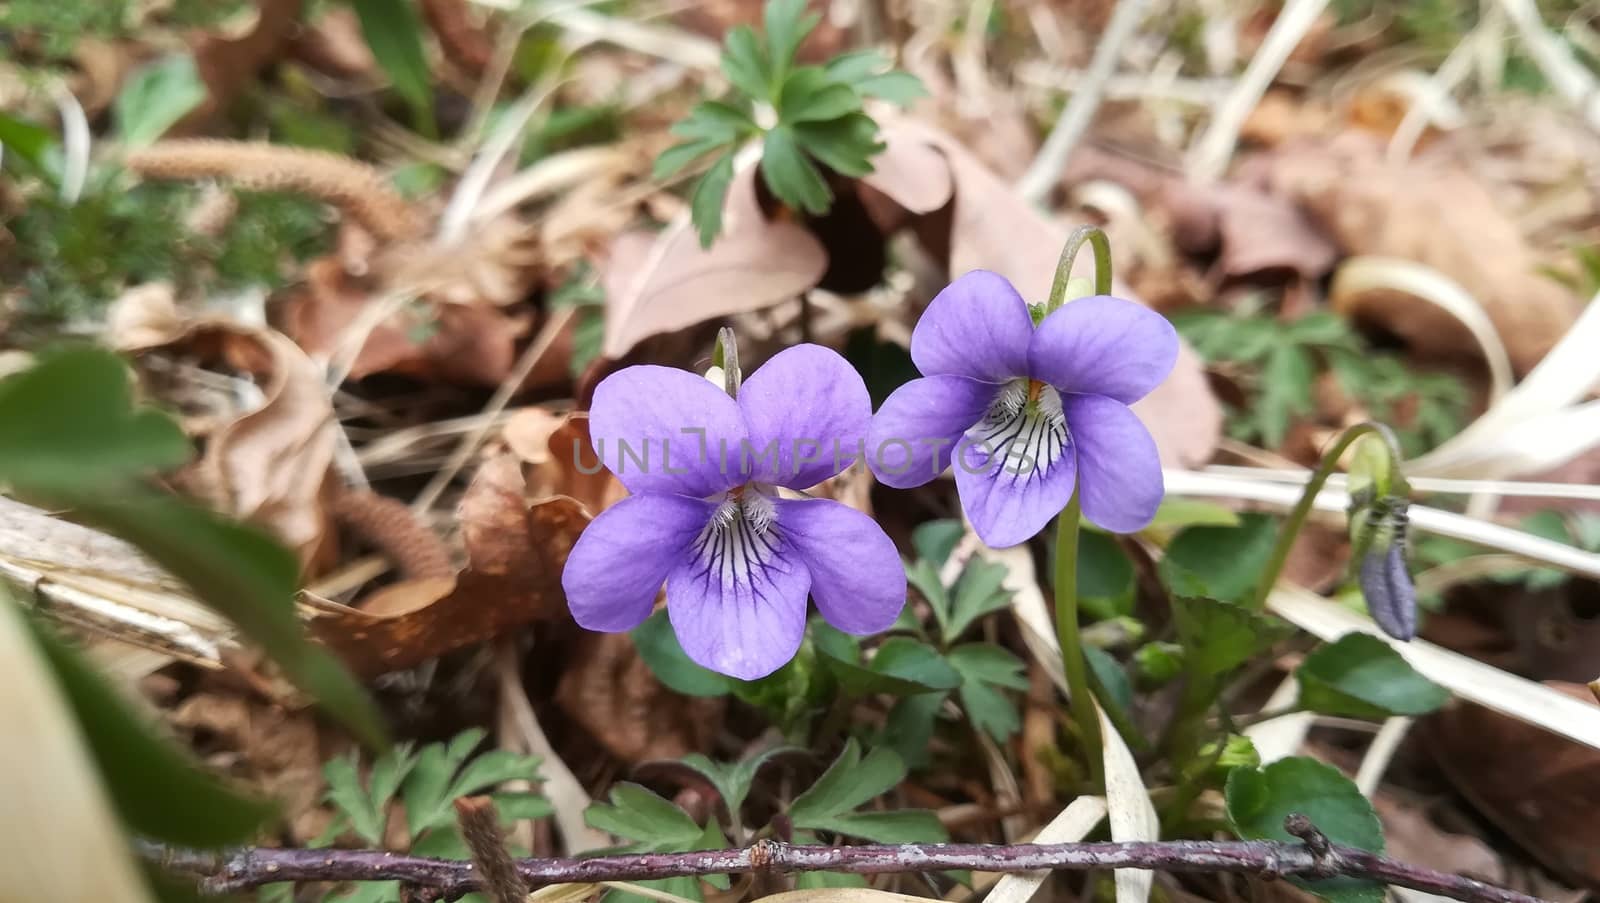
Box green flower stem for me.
[1046,225,1115,789]
[1054,492,1105,789]
[1249,421,1405,609]
[1047,225,1113,311]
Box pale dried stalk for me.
[126,140,423,242]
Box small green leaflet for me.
[678,746,796,818]
[352,0,436,136]
[788,739,947,843]
[114,54,207,147]
[1172,597,1291,677]
[1160,513,1279,606]
[818,635,961,696]
[1296,633,1448,719]
[760,125,831,214]
[947,643,1027,743]
[690,152,737,248]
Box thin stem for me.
[1249,422,1405,609]
[1047,225,1113,312]
[1054,492,1105,788]
[140,835,1550,903]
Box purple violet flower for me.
[561,344,906,680]
[867,270,1179,547]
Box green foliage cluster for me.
[1174,309,1467,455]
[653,0,925,246]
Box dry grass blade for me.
[0,596,156,903]
[985,797,1108,903]
[1268,585,1600,750]
[1354,717,1414,796]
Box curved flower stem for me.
[1054,492,1105,788]
[1047,225,1114,311]
[1249,421,1405,609]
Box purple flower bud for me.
[1359,542,1417,641]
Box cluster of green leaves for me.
[1173,309,1467,455]
[303,729,552,903]
[0,349,384,900]
[655,0,925,246]
[584,739,945,901]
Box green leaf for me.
[790,739,903,823]
[352,0,436,135]
[21,608,276,846]
[763,0,819,83]
[948,643,1027,742]
[1226,757,1385,903]
[760,126,831,214]
[793,113,882,177]
[632,610,734,697]
[815,809,948,843]
[586,783,704,850]
[721,25,771,101]
[945,557,1013,643]
[1172,597,1290,677]
[447,749,542,803]
[1082,645,1135,715]
[911,519,964,568]
[0,111,59,176]
[881,692,946,769]
[492,791,556,822]
[823,50,890,83]
[323,752,386,844]
[114,54,207,147]
[905,558,949,634]
[670,100,758,142]
[778,68,862,123]
[690,151,737,248]
[679,746,796,818]
[1296,633,1448,719]
[0,348,190,491]
[66,490,386,746]
[1160,513,1279,606]
[1077,531,1136,620]
[853,71,926,105]
[696,819,732,889]
[1258,344,1315,449]
[653,138,729,180]
[819,636,962,696]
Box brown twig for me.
[453,797,529,903]
[144,819,1547,903]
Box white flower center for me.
[968,378,1071,483]
[692,485,781,590]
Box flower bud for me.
[1349,495,1416,641]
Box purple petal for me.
[1029,296,1179,404]
[866,375,998,489]
[1066,394,1163,533]
[666,517,811,680]
[562,493,712,632]
[911,270,1033,382]
[775,498,906,634]
[589,365,748,497]
[952,405,1078,548]
[737,344,872,490]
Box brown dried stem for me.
[125,140,422,243]
[144,822,1546,903]
[452,797,528,903]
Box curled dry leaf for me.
[1263,134,1581,374]
[1427,682,1600,889]
[601,164,829,358]
[314,455,585,677]
[110,287,339,570]
[554,630,724,763]
[1165,182,1339,282]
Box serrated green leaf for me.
[1172,597,1290,677]
[881,692,946,769]
[946,643,1028,689]
[911,519,964,568]
[679,746,795,818]
[66,491,386,747]
[790,740,904,823]
[114,54,207,147]
[367,743,419,814]
[1159,513,1279,606]
[324,754,385,845]
[793,113,882,178]
[764,0,819,84]
[671,100,759,141]
[778,68,862,123]
[819,636,961,696]
[447,728,489,764]
[760,126,831,214]
[632,610,735,697]
[22,609,276,846]
[853,70,926,105]
[1226,757,1384,903]
[586,783,704,849]
[403,743,458,837]
[1296,633,1448,719]
[691,152,737,248]
[352,0,435,135]
[945,558,1013,643]
[905,558,949,635]
[948,643,1026,742]
[0,348,190,490]
[722,26,771,101]
[447,749,542,806]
